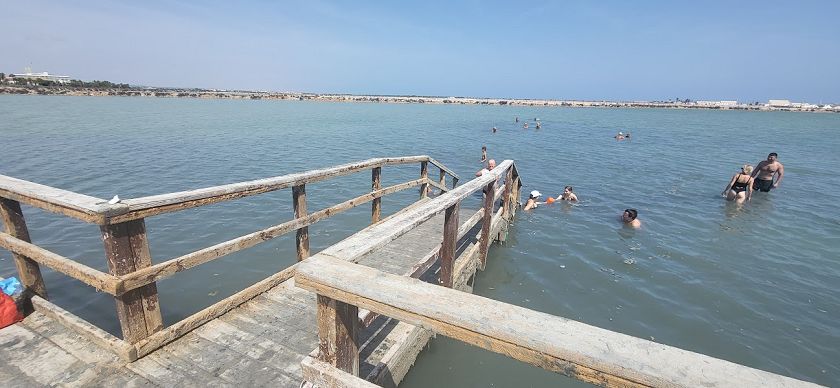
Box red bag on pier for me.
[0,292,23,329]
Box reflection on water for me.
[1,96,838,386]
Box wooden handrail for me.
[320,160,514,262]
[0,156,460,225]
[295,255,822,388]
[116,179,423,294]
[0,232,121,294]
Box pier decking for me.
[1,204,492,386]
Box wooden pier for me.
[0,156,824,387]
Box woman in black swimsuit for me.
[722,164,754,203]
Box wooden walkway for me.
[0,205,491,387]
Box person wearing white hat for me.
[615,131,625,140]
[523,190,541,210]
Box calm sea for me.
[1,95,838,386]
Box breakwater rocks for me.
[2,85,836,112]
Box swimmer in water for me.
[722,164,754,202]
[480,145,487,163]
[523,190,541,210]
[523,123,529,129]
[615,131,625,140]
[750,152,784,192]
[535,121,541,129]
[620,208,641,228]
[492,126,497,133]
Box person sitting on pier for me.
[523,190,541,210]
[475,159,496,177]
[722,164,754,202]
[620,208,641,228]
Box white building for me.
[768,99,792,107]
[11,71,71,84]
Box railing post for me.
[440,202,459,288]
[317,294,359,376]
[100,219,163,344]
[293,184,310,261]
[502,167,514,219]
[439,168,446,192]
[0,198,47,310]
[371,167,382,224]
[452,176,459,188]
[419,161,429,199]
[478,182,495,270]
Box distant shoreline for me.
[1,85,836,113]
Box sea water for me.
[1,95,837,386]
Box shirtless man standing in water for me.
[751,152,784,192]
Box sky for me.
[2,1,839,102]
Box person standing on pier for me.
[751,152,784,192]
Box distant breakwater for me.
[1,85,835,113]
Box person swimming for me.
[722,164,754,202]
[480,145,487,162]
[523,123,529,129]
[546,186,578,203]
[620,208,641,228]
[615,131,625,140]
[523,190,541,210]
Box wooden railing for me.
[0,156,460,361]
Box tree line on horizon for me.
[0,72,130,89]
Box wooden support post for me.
[502,168,514,219]
[317,294,359,376]
[440,202,459,288]
[0,198,47,311]
[452,176,459,188]
[100,219,163,344]
[293,184,310,261]
[419,161,429,199]
[371,167,382,224]
[439,169,446,192]
[478,182,495,270]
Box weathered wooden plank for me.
[439,169,446,191]
[425,178,448,193]
[133,263,298,358]
[419,161,429,199]
[0,174,114,224]
[296,255,821,388]
[302,356,379,388]
[22,312,120,365]
[502,167,514,219]
[293,184,310,261]
[0,232,120,295]
[371,167,382,223]
[31,296,137,361]
[426,157,459,183]
[0,198,47,304]
[111,156,430,223]
[317,295,360,376]
[117,179,423,293]
[101,219,163,344]
[439,203,459,288]
[126,348,233,387]
[320,160,513,262]
[0,324,83,386]
[479,181,495,269]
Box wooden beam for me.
[0,175,114,224]
[440,202,459,288]
[426,157,459,183]
[111,156,429,223]
[116,179,423,293]
[0,198,47,307]
[100,220,163,344]
[439,169,446,192]
[425,178,448,193]
[293,184,310,261]
[0,232,120,295]
[31,296,137,362]
[317,294,359,376]
[296,255,821,388]
[302,356,379,388]
[419,161,429,199]
[502,167,514,219]
[371,167,381,223]
[478,182,495,269]
[320,160,513,262]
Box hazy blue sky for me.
[3,1,839,101]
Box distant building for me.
[718,100,738,107]
[11,70,71,84]
[768,99,791,107]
